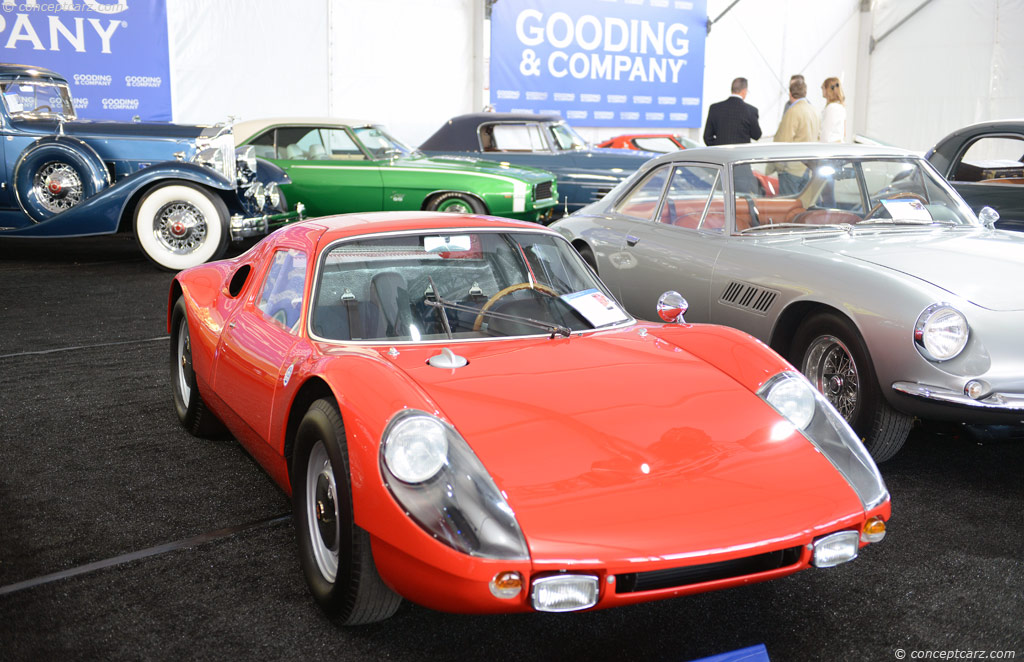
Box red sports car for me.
[168,211,889,624]
[596,133,701,152]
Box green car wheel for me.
[428,192,485,214]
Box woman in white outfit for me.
[819,77,846,143]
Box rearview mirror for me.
[657,291,688,324]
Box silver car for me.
[551,142,1024,461]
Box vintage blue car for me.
[0,63,299,270]
[419,113,654,217]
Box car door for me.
[267,126,384,217]
[944,134,1024,231]
[213,246,312,447]
[609,162,727,322]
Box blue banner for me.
[490,0,706,128]
[0,0,171,121]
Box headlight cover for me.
[758,372,888,510]
[380,410,529,560]
[914,303,969,361]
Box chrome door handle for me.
[626,234,640,246]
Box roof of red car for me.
[278,211,547,245]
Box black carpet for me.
[1,235,1021,661]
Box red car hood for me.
[394,329,863,564]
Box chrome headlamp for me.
[914,303,969,361]
[235,144,258,182]
[758,372,888,510]
[380,410,529,560]
[246,181,267,210]
[265,181,281,209]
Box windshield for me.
[549,122,588,151]
[732,157,978,233]
[310,230,629,342]
[353,125,418,159]
[1,78,75,119]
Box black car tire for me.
[14,140,107,222]
[292,398,402,625]
[170,297,229,439]
[426,192,486,214]
[791,311,912,462]
[134,182,230,271]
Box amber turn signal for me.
[489,571,524,599]
[861,516,886,543]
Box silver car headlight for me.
[914,303,969,361]
[235,144,257,177]
[380,410,529,560]
[266,181,281,209]
[759,372,888,510]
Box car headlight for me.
[235,144,257,179]
[246,181,266,210]
[266,181,281,209]
[914,303,969,361]
[758,372,888,510]
[380,410,529,560]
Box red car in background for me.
[168,211,889,625]
[596,133,701,152]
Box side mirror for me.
[657,291,688,323]
[978,206,1000,229]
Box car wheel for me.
[14,141,107,222]
[134,183,230,271]
[170,297,228,438]
[791,312,912,462]
[427,192,486,214]
[292,398,402,625]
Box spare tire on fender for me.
[13,137,110,223]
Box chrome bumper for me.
[892,381,1024,411]
[229,203,305,242]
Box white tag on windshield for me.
[880,198,931,221]
[561,288,628,327]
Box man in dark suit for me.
[703,77,762,146]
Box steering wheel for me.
[31,105,52,113]
[472,282,558,331]
[863,192,927,221]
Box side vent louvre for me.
[720,281,779,315]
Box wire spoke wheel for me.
[803,334,859,420]
[154,200,208,254]
[33,161,83,213]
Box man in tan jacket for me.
[772,77,820,194]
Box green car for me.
[233,118,557,222]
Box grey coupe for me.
[551,142,1024,461]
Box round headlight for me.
[914,304,968,361]
[765,375,816,430]
[266,181,281,209]
[249,181,266,209]
[383,415,448,483]
[236,144,257,175]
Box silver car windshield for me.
[733,157,977,233]
[549,122,588,151]
[353,125,419,159]
[1,79,75,120]
[310,230,630,343]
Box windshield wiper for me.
[424,290,572,339]
[739,222,851,234]
[857,218,956,226]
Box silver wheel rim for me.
[176,317,191,407]
[439,199,472,213]
[306,440,339,582]
[34,161,83,213]
[802,334,859,420]
[153,201,208,255]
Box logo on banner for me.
[491,0,707,128]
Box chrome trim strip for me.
[892,381,1024,410]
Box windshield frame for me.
[307,226,634,346]
[0,76,76,120]
[351,124,419,159]
[548,121,589,151]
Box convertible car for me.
[926,119,1024,233]
[552,143,1024,461]
[168,211,889,624]
[233,118,557,223]
[0,64,297,270]
[419,113,654,216]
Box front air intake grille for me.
[534,181,553,200]
[720,281,779,315]
[615,546,803,594]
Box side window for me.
[659,166,722,231]
[321,128,364,160]
[275,127,321,160]
[484,123,548,151]
[614,165,670,220]
[632,137,677,153]
[248,130,276,160]
[257,249,308,332]
[952,136,1024,183]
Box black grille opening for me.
[534,181,553,200]
[615,546,803,594]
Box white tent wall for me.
[164,1,1022,152]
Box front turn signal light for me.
[489,571,524,599]
[862,516,887,543]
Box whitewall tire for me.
[134,182,229,271]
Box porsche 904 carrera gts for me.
[168,211,889,624]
